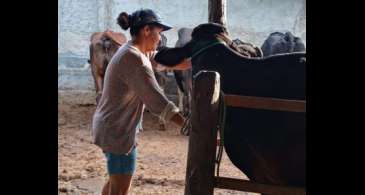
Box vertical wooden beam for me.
[208,0,227,26]
[184,71,221,195]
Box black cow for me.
[261,31,306,57]
[155,23,306,189]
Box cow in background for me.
[261,31,305,57]
[88,30,127,104]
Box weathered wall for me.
[59,0,306,95]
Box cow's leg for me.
[183,91,189,116]
[95,74,104,104]
[89,44,100,104]
[155,72,167,131]
[177,87,184,111]
[173,70,185,114]
[158,122,166,131]
[96,58,110,103]
[90,67,103,104]
[91,74,102,104]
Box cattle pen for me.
[184,71,306,195]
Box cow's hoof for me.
[158,124,166,131]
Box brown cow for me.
[88,30,127,103]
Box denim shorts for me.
[104,147,137,175]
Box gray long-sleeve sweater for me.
[92,41,179,154]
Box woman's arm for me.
[151,51,191,71]
[165,58,191,70]
[150,46,192,71]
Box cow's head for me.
[191,23,229,41]
[154,23,254,66]
[189,23,262,58]
[176,28,193,48]
[154,23,230,66]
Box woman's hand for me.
[152,58,191,71]
[168,58,191,71]
[170,112,186,127]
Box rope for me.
[216,90,226,177]
[180,112,191,135]
[191,40,227,59]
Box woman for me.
[92,9,191,195]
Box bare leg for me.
[102,174,133,195]
[102,179,110,195]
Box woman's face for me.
[143,25,163,51]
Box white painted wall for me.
[58,0,306,90]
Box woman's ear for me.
[143,26,152,36]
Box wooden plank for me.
[224,94,306,113]
[215,177,306,195]
[184,71,221,195]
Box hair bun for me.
[117,12,130,30]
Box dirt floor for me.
[58,101,259,195]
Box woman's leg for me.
[102,179,110,195]
[109,174,133,195]
[103,148,137,195]
[102,174,133,195]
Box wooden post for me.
[184,71,221,195]
[208,0,227,26]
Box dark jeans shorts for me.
[104,147,137,175]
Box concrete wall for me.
[59,0,306,94]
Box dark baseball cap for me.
[130,9,172,31]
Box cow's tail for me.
[88,44,93,64]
